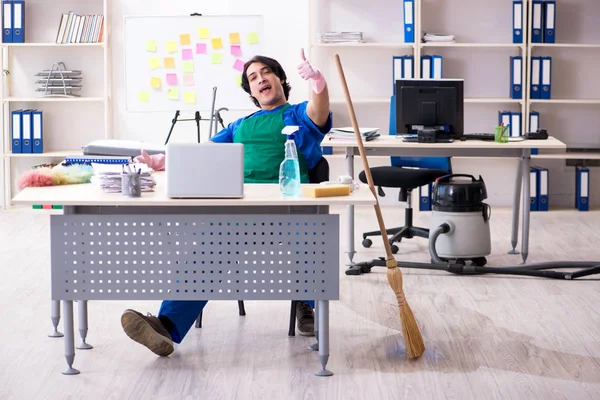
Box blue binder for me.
[11,0,23,43]
[510,56,523,99]
[2,0,12,43]
[403,0,414,43]
[537,166,549,211]
[419,183,432,211]
[32,109,43,153]
[512,1,523,43]
[531,0,543,43]
[530,167,539,211]
[431,55,442,79]
[401,55,414,79]
[544,1,556,44]
[21,109,32,153]
[11,109,22,154]
[389,95,397,134]
[421,55,432,78]
[530,56,541,99]
[575,167,589,211]
[541,56,552,99]
[392,55,403,95]
[529,110,540,155]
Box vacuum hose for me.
[429,223,451,264]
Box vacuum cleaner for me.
[428,174,491,267]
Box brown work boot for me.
[121,309,174,356]
[296,302,315,336]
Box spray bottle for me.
[279,126,301,196]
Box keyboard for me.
[461,133,495,141]
[402,137,454,143]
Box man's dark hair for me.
[241,55,291,108]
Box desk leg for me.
[62,300,80,375]
[76,300,93,350]
[315,300,332,376]
[520,152,531,263]
[48,300,64,338]
[509,160,522,255]
[308,300,319,351]
[346,149,355,263]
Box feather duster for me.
[17,164,94,190]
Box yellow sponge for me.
[302,184,350,198]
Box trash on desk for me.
[90,163,156,193]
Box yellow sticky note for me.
[182,61,194,74]
[235,75,242,87]
[184,92,196,104]
[198,27,209,39]
[146,40,157,52]
[168,88,179,100]
[138,92,150,102]
[211,37,223,50]
[149,57,161,70]
[164,57,176,69]
[248,32,259,44]
[150,77,161,89]
[180,33,191,45]
[229,32,241,44]
[166,41,178,53]
[211,53,223,64]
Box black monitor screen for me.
[395,79,464,138]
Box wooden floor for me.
[1,205,600,400]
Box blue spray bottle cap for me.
[282,125,300,140]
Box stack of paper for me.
[90,163,156,193]
[320,32,364,43]
[325,127,380,142]
[422,33,455,43]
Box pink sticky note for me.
[166,73,178,85]
[196,43,207,54]
[183,74,195,86]
[230,45,242,56]
[233,58,245,73]
[182,48,193,61]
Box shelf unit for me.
[0,0,111,208]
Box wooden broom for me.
[334,54,425,359]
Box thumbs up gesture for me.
[297,48,326,94]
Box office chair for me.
[195,156,330,336]
[359,156,451,254]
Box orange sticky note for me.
[166,41,178,53]
[150,77,161,89]
[229,32,241,44]
[180,33,191,45]
[164,57,176,69]
[184,92,196,104]
[138,92,150,102]
[248,32,259,44]
[211,37,223,50]
[148,57,161,70]
[198,27,209,39]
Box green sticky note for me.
[166,41,178,53]
[184,92,196,104]
[146,40,157,52]
[138,91,150,102]
[198,27,209,39]
[235,75,242,87]
[168,88,179,100]
[211,52,223,64]
[248,32,259,44]
[182,61,195,73]
[148,57,161,70]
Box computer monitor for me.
[395,78,464,139]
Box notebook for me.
[165,142,244,198]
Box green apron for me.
[233,103,310,183]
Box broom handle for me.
[334,54,395,263]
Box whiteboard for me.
[125,15,264,112]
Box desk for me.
[324,135,566,263]
[12,173,375,376]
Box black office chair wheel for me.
[471,257,487,267]
[362,238,373,248]
[391,244,399,254]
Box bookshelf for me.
[0,0,110,208]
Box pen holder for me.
[122,173,141,198]
[494,126,508,143]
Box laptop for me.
[165,142,244,198]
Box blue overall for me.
[159,102,330,343]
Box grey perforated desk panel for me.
[12,176,375,376]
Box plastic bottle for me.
[279,126,301,196]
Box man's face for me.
[246,62,285,109]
